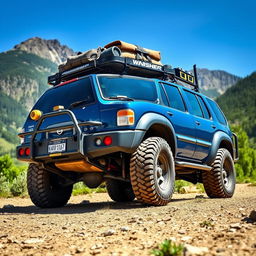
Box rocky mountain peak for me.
[14,37,75,64]
[197,68,241,95]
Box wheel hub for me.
[222,166,231,190]
[156,166,165,188]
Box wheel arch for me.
[135,113,177,156]
[205,131,234,165]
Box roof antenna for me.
[193,64,199,92]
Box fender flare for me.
[205,131,233,165]
[132,113,177,155]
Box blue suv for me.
[17,55,238,208]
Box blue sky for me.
[0,0,255,77]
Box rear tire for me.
[130,137,175,206]
[27,163,73,208]
[106,179,135,202]
[203,148,236,198]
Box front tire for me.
[130,137,175,206]
[106,179,135,202]
[27,164,73,208]
[203,148,236,198]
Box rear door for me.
[160,83,196,159]
[183,90,215,161]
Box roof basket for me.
[48,54,199,92]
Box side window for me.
[185,91,203,117]
[207,99,227,125]
[197,96,211,119]
[159,84,169,106]
[162,84,185,111]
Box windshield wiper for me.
[108,95,134,101]
[69,99,89,109]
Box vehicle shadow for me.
[0,197,195,215]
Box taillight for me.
[19,148,25,156]
[95,136,113,146]
[25,148,30,156]
[103,136,112,146]
[117,109,135,126]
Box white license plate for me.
[48,141,66,153]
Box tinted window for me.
[197,96,211,119]
[34,78,94,113]
[98,76,157,102]
[207,99,227,125]
[162,84,185,111]
[159,85,169,106]
[185,91,203,117]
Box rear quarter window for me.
[206,99,227,125]
[162,84,186,111]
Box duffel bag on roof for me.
[58,40,162,73]
[105,40,161,65]
[58,47,104,73]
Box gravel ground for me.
[0,184,255,256]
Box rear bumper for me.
[17,129,145,163]
[83,130,144,158]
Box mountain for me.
[14,37,75,65]
[217,72,256,139]
[0,50,57,110]
[197,68,241,98]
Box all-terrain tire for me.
[106,179,135,202]
[27,163,73,208]
[130,137,175,206]
[203,148,236,198]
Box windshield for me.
[33,77,94,113]
[98,76,157,102]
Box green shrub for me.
[72,182,92,196]
[0,175,11,197]
[175,180,191,193]
[10,171,27,196]
[72,182,106,196]
[231,125,256,182]
[151,239,184,256]
[0,154,27,197]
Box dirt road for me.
[0,184,255,256]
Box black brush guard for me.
[18,110,102,161]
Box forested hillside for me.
[217,72,256,142]
[0,50,57,154]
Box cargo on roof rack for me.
[48,55,199,92]
[48,40,199,91]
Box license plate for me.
[48,140,66,153]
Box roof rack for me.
[48,56,199,92]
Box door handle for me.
[195,121,200,126]
[167,111,173,116]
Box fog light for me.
[19,148,25,156]
[95,138,102,146]
[103,136,112,146]
[25,148,31,156]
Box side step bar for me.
[175,161,212,171]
